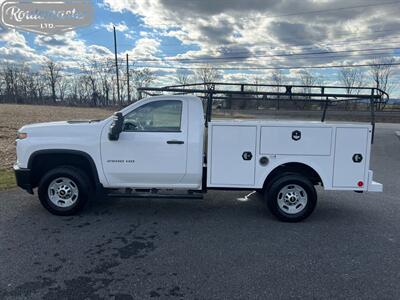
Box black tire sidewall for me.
[266,175,317,222]
[38,167,90,216]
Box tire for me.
[265,174,317,222]
[38,166,91,216]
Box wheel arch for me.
[261,161,325,190]
[28,149,101,190]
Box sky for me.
[0,0,400,96]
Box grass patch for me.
[0,169,16,191]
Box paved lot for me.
[1,125,400,299]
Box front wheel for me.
[265,174,317,222]
[38,166,91,216]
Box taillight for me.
[357,181,364,187]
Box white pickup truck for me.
[14,94,382,222]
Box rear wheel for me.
[38,166,91,215]
[265,174,317,222]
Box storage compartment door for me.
[210,125,257,186]
[260,126,332,156]
[333,127,368,188]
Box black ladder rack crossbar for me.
[138,82,389,144]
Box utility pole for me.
[113,25,121,105]
[126,53,131,103]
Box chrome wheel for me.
[48,177,79,208]
[277,184,308,215]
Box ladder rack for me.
[138,82,389,143]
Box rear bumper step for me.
[367,170,383,192]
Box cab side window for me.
[123,100,182,132]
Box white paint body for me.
[207,121,381,191]
[15,95,382,192]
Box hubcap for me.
[277,184,308,214]
[48,177,79,208]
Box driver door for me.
[101,99,188,187]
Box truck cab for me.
[101,96,204,189]
[14,92,383,222]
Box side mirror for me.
[108,112,124,141]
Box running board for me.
[107,192,203,200]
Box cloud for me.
[100,22,129,32]
[0,30,43,64]
[32,31,115,70]
[1,0,399,95]
[126,37,161,59]
[102,0,400,52]
[268,21,327,46]
[87,45,114,56]
[124,32,135,40]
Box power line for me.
[221,28,400,55]
[117,26,400,57]
[71,47,400,67]
[126,46,400,63]
[64,50,400,71]
[265,0,400,18]
[71,55,400,69]
[64,38,400,65]
[223,52,397,63]
[129,61,400,71]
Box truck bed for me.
[206,120,379,191]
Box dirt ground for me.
[0,104,113,170]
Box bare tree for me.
[299,70,318,89]
[339,68,365,94]
[175,70,192,86]
[44,60,61,103]
[0,59,155,107]
[75,75,88,105]
[57,77,70,102]
[250,75,263,109]
[99,59,114,106]
[0,68,5,103]
[271,70,284,110]
[81,58,105,106]
[31,71,46,104]
[1,63,23,103]
[195,65,220,90]
[298,70,319,109]
[338,68,365,109]
[132,68,154,100]
[369,58,395,110]
[68,76,80,105]
[25,71,39,104]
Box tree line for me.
[0,57,396,110]
[0,58,155,107]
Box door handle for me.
[167,140,184,144]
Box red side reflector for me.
[357,181,364,187]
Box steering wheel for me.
[136,118,145,130]
[124,118,145,131]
